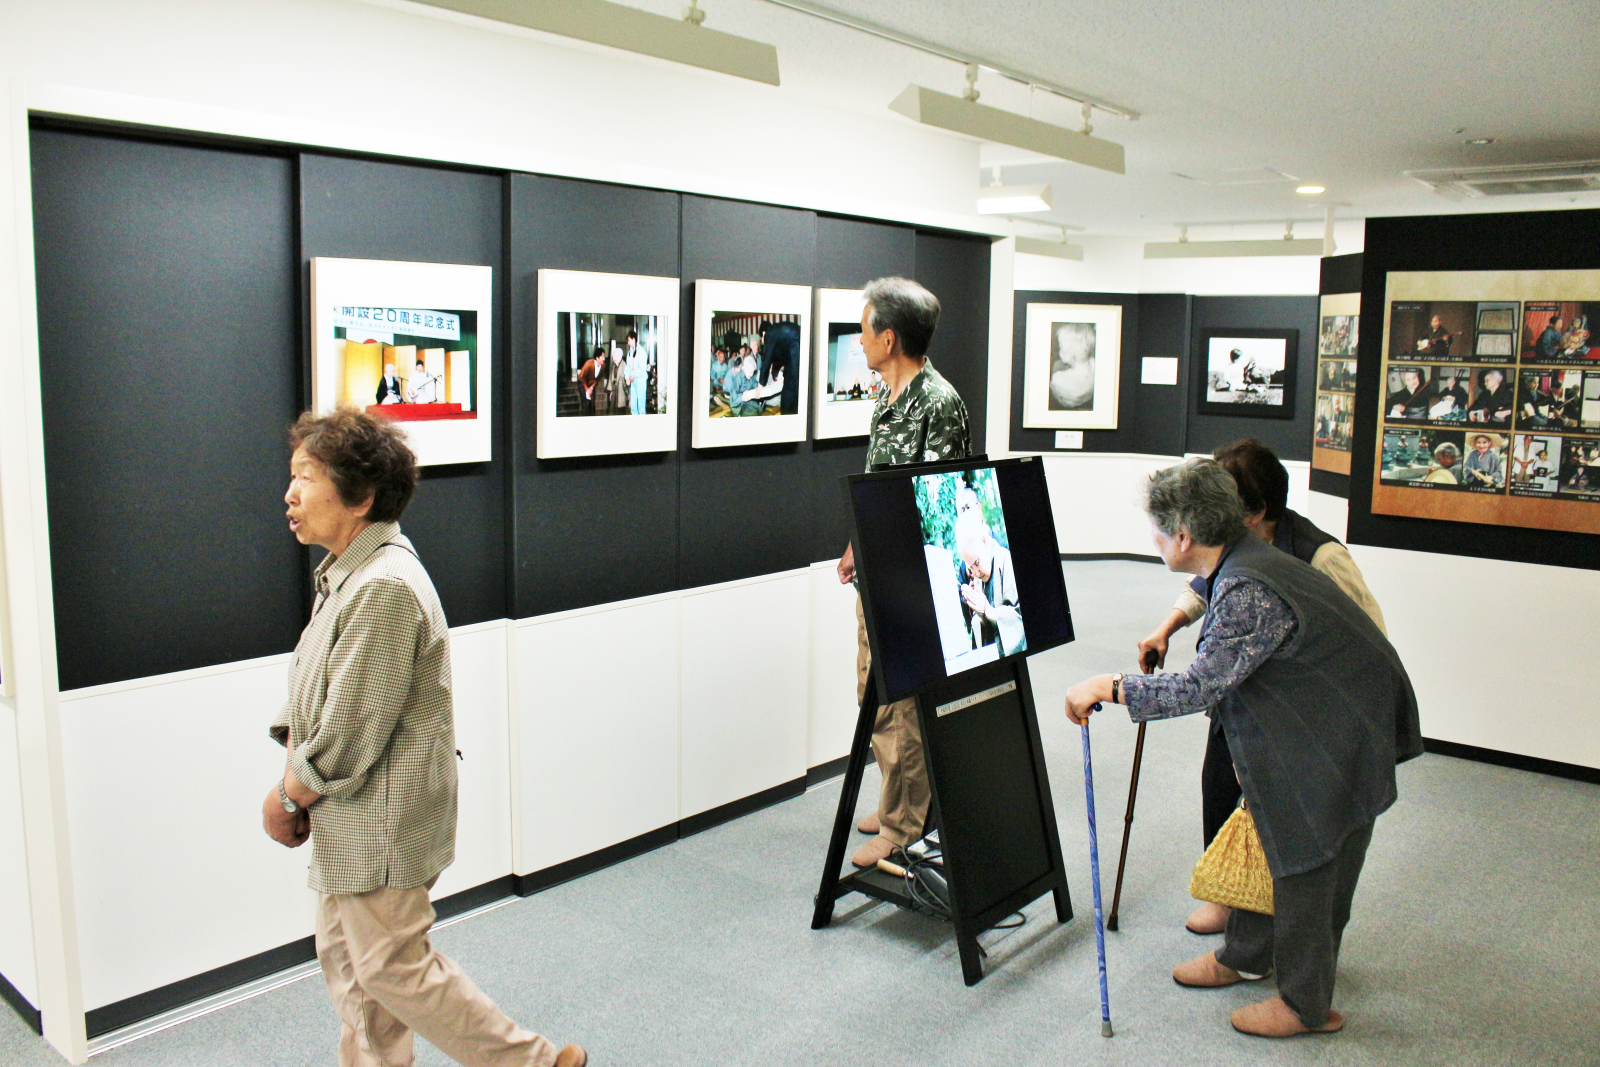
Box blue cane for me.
[1082,708,1114,1038]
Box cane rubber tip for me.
[1102,1020,1114,1038]
[1106,917,1119,931]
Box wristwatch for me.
[277,779,299,814]
[1111,673,1124,704]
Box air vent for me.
[1405,161,1600,199]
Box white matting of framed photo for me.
[813,287,875,440]
[311,257,493,467]
[692,279,812,448]
[536,269,679,458]
[1022,302,1122,430]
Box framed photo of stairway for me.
[311,257,494,467]
[535,269,680,459]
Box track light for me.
[413,0,780,85]
[1144,222,1324,258]
[890,84,1125,175]
[978,185,1053,214]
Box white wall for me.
[0,0,992,235]
[44,566,857,1016]
[0,702,36,1005]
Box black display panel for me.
[849,457,1073,700]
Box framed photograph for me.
[812,287,877,440]
[1521,301,1599,364]
[692,279,811,448]
[1021,302,1122,430]
[535,269,678,459]
[1195,328,1299,419]
[311,257,493,467]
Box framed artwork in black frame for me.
[1194,326,1300,419]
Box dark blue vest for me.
[1200,535,1423,876]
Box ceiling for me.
[608,0,1600,237]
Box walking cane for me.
[1080,713,1113,1038]
[1106,721,1146,932]
[1107,649,1158,932]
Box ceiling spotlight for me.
[1295,185,1325,195]
[891,85,1125,174]
[978,184,1052,214]
[1466,138,1496,146]
[413,0,780,85]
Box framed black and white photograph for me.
[1021,302,1122,430]
[812,287,876,440]
[692,279,812,448]
[1195,327,1299,419]
[311,257,494,466]
[535,269,679,459]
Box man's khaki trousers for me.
[855,595,930,847]
[316,879,559,1067]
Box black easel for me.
[812,658,1073,986]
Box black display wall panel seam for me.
[1346,210,1600,571]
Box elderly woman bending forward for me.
[1064,458,1422,1039]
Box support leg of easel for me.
[811,684,879,930]
[955,923,984,986]
[1106,720,1146,932]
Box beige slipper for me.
[857,812,880,835]
[851,835,896,868]
[1172,951,1267,988]
[1186,900,1231,935]
[1231,995,1344,1037]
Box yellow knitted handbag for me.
[1189,802,1274,915]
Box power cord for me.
[877,841,1026,935]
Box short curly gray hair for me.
[862,276,941,357]
[1143,458,1248,547]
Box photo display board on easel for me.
[1373,269,1600,534]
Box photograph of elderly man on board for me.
[1510,433,1563,497]
[1389,300,1519,362]
[1558,438,1600,501]
[1379,428,1470,490]
[914,468,1026,676]
[1517,368,1600,432]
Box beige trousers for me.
[316,879,559,1067]
[855,595,930,847]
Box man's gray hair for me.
[1142,458,1248,547]
[863,276,941,357]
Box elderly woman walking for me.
[1064,458,1421,1038]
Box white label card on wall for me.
[1140,357,1180,385]
[1055,431,1084,449]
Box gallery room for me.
[0,2,1595,1065]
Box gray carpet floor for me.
[4,561,1597,1066]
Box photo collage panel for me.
[1379,294,1600,510]
[1314,312,1358,452]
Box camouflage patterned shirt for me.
[865,360,972,471]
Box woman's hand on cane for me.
[1066,674,1116,726]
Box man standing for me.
[265,408,585,1067]
[836,276,971,870]
[624,330,649,415]
[408,356,440,405]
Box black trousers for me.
[1201,721,1243,849]
[1215,822,1374,1028]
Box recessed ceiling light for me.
[1295,185,1325,195]
[1466,138,1496,146]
